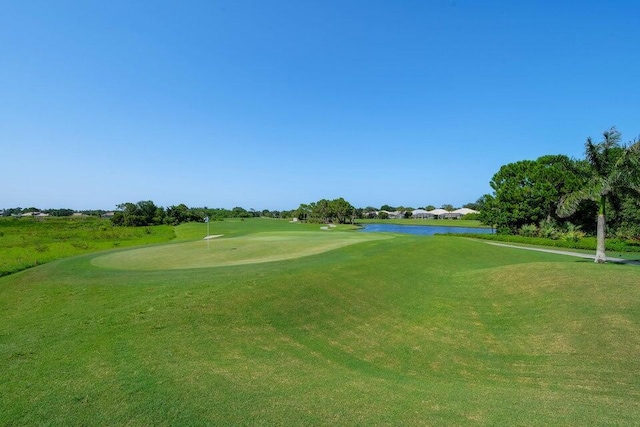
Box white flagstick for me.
[204,216,210,250]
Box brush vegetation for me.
[1,218,639,425]
[0,217,175,277]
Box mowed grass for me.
[1,219,639,425]
[92,231,391,270]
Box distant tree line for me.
[109,201,283,227]
[477,127,640,248]
[0,207,107,217]
[2,200,480,225]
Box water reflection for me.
[358,223,494,236]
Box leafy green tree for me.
[424,205,436,211]
[616,195,640,238]
[138,200,163,225]
[165,204,191,225]
[329,198,355,224]
[312,199,331,223]
[482,155,587,233]
[298,198,355,223]
[476,194,503,231]
[557,128,640,262]
[294,204,311,221]
[231,207,252,218]
[112,201,164,226]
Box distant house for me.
[20,212,49,219]
[448,208,479,219]
[380,210,404,219]
[101,212,115,218]
[420,208,480,219]
[412,209,434,219]
[427,209,449,219]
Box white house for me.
[427,208,449,219]
[411,209,434,219]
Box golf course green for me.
[92,231,391,270]
[1,218,639,425]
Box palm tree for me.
[557,127,640,263]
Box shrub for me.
[538,219,560,239]
[561,223,585,242]
[614,225,640,242]
[519,224,538,237]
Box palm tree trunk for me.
[595,197,607,263]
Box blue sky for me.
[2,1,639,211]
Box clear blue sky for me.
[2,1,638,211]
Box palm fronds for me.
[557,183,601,217]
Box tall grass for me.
[0,217,175,276]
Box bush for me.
[519,224,538,237]
[614,225,640,242]
[538,219,560,239]
[561,223,585,242]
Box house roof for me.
[427,209,449,215]
[451,208,478,215]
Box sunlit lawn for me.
[1,219,639,425]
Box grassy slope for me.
[1,219,639,425]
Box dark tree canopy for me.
[295,198,355,224]
[479,155,594,233]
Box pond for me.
[358,223,494,236]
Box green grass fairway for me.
[92,231,391,270]
[2,219,639,425]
